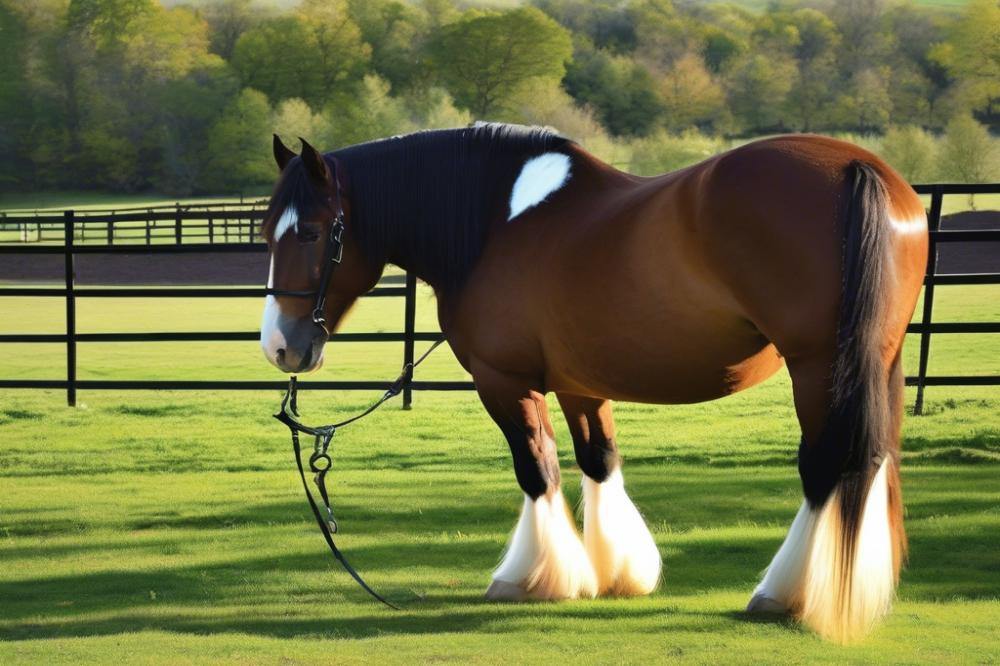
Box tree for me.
[725,52,798,132]
[273,97,333,151]
[0,1,29,189]
[929,0,1000,120]
[880,125,937,183]
[938,114,1000,186]
[534,0,637,54]
[325,75,415,148]
[231,6,369,109]
[657,53,725,131]
[203,0,260,61]
[427,7,572,118]
[347,0,429,94]
[564,40,662,136]
[204,88,274,194]
[843,67,893,132]
[630,0,700,69]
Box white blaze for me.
[508,152,572,221]
[260,256,286,361]
[274,206,298,241]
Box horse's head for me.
[260,135,382,374]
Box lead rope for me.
[273,339,444,609]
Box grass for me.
[1,284,998,663]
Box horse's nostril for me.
[276,348,286,363]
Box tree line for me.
[0,0,998,197]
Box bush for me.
[880,125,938,183]
[628,130,727,176]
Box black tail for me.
[798,160,903,574]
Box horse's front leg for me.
[558,393,662,596]
[472,361,597,601]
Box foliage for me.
[880,125,939,184]
[564,39,663,136]
[325,74,415,148]
[2,0,1000,197]
[204,88,274,194]
[628,129,727,176]
[938,114,1000,186]
[426,7,573,118]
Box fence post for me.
[174,203,182,245]
[914,188,943,415]
[107,211,114,245]
[64,211,77,407]
[402,271,417,409]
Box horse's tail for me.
[796,161,907,642]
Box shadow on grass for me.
[1,521,996,642]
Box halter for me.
[265,166,347,335]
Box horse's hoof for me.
[485,579,529,601]
[746,593,787,614]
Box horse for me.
[258,123,927,643]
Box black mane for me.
[265,123,571,293]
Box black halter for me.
[265,171,347,335]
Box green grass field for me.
[1,280,998,664]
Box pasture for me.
[1,284,998,663]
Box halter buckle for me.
[330,217,345,264]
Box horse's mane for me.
[264,123,570,293]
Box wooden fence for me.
[0,183,998,412]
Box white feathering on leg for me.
[749,459,895,643]
[799,459,894,643]
[582,468,662,596]
[489,491,597,600]
[748,500,816,612]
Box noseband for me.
[265,172,347,335]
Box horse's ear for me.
[299,137,332,186]
[273,134,296,172]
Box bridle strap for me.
[273,339,444,609]
[310,214,344,333]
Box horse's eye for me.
[296,224,320,244]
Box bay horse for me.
[259,123,927,643]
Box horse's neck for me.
[381,142,633,293]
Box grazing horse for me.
[259,123,927,643]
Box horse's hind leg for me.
[473,361,597,601]
[748,349,907,642]
[558,393,661,596]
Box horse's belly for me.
[544,321,784,404]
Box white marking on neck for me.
[508,152,572,221]
[274,206,298,241]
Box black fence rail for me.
[0,202,268,245]
[0,208,474,406]
[1,185,998,411]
